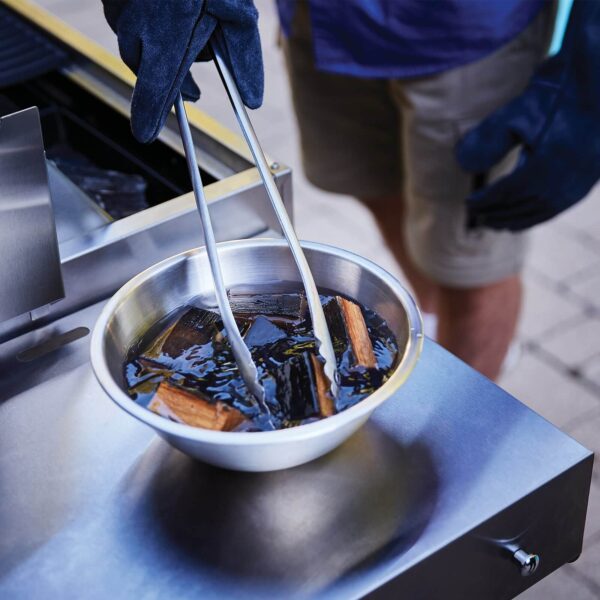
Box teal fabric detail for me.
[548,0,574,55]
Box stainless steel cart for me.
[0,3,593,598]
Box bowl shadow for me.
[117,423,438,592]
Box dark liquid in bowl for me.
[124,291,399,431]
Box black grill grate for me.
[0,5,69,88]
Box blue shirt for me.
[277,0,548,78]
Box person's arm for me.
[456,0,600,231]
[101,0,263,143]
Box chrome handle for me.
[513,549,540,576]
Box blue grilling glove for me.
[456,0,600,231]
[102,0,263,143]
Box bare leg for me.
[436,276,522,380]
[363,195,437,313]
[361,195,521,380]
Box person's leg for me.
[437,276,522,379]
[363,196,437,313]
[368,188,522,375]
[395,5,554,377]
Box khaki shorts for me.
[283,3,555,287]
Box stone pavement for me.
[34,1,600,597]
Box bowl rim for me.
[90,239,423,445]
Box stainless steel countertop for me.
[0,300,592,599]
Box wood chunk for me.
[149,395,180,422]
[271,351,334,420]
[297,294,308,323]
[230,293,307,327]
[150,381,245,431]
[161,308,221,357]
[322,296,350,356]
[337,296,377,369]
[141,306,252,369]
[310,354,336,417]
[273,352,320,420]
[142,321,178,360]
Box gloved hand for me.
[456,0,600,231]
[102,0,263,143]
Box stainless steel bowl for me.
[91,239,423,471]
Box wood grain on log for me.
[149,381,245,431]
[337,297,376,369]
[310,354,336,417]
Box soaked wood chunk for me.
[161,308,222,357]
[146,308,252,360]
[322,296,350,357]
[230,293,307,328]
[272,351,334,420]
[337,296,376,369]
[142,321,178,360]
[310,354,335,417]
[149,381,245,431]
[273,352,320,420]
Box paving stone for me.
[39,0,119,55]
[518,567,599,600]
[583,480,600,545]
[557,182,600,240]
[36,0,74,8]
[499,351,600,428]
[528,226,600,283]
[296,204,383,260]
[540,316,600,369]
[569,533,600,593]
[569,267,600,312]
[582,356,600,388]
[565,410,600,480]
[518,276,583,340]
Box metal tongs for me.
[173,31,339,417]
